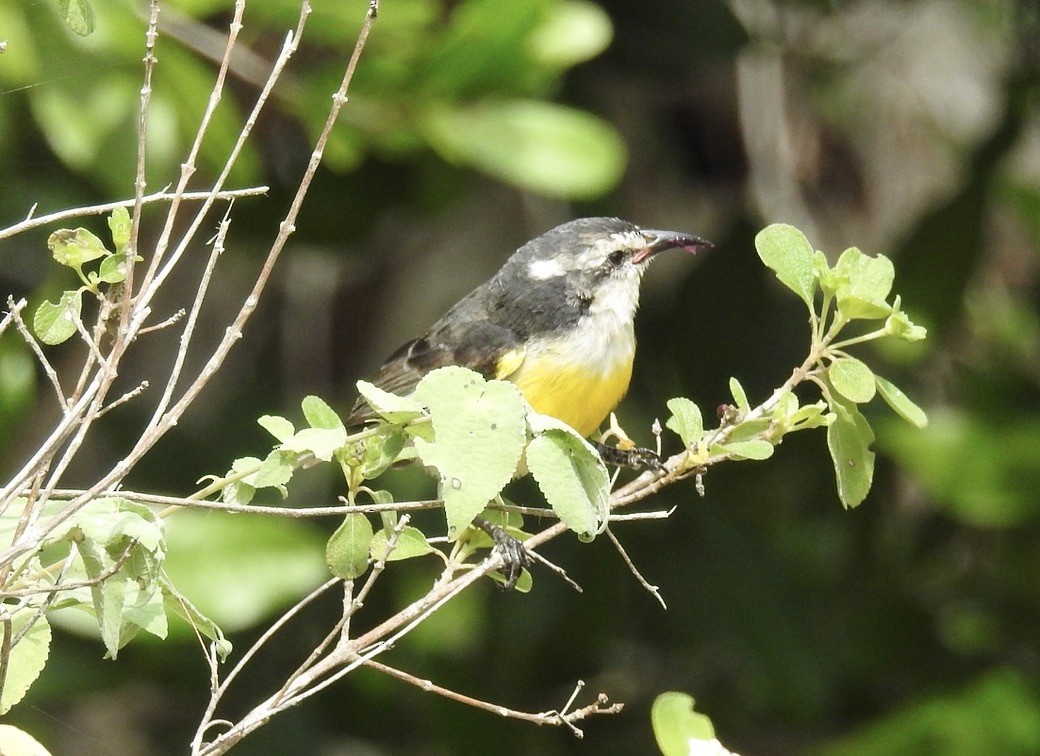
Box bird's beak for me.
[632,230,713,265]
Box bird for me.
[347,217,711,442]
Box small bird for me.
[348,217,711,442]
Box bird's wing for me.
[347,319,526,426]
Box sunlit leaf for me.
[423,100,626,200]
[754,223,817,308]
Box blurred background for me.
[2,0,1039,753]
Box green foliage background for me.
[2,0,1039,753]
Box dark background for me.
[2,0,1039,753]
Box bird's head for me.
[510,217,712,321]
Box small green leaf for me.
[720,439,774,460]
[258,415,295,442]
[326,514,373,579]
[108,206,131,251]
[97,253,128,284]
[48,227,108,268]
[526,428,609,541]
[59,0,96,36]
[413,367,528,538]
[527,0,613,67]
[360,430,407,479]
[875,374,929,428]
[826,399,876,508]
[281,427,348,462]
[0,613,51,715]
[253,450,294,491]
[729,377,751,413]
[754,223,817,308]
[423,100,626,200]
[834,247,895,320]
[33,290,82,345]
[886,308,928,341]
[301,395,344,430]
[651,692,716,756]
[369,526,433,562]
[354,380,425,425]
[828,356,877,404]
[666,397,703,448]
[725,417,772,442]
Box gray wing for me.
[346,318,525,426]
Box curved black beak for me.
[633,229,713,264]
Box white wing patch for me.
[527,257,567,280]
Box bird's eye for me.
[606,250,626,267]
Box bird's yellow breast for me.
[505,350,634,438]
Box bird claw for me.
[474,516,530,591]
[594,441,665,473]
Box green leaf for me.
[360,429,407,479]
[369,525,433,562]
[875,375,928,428]
[301,395,344,430]
[666,397,703,448]
[58,0,96,36]
[326,514,373,579]
[526,428,609,541]
[33,290,82,345]
[354,380,425,425]
[826,399,876,508]
[0,613,51,715]
[720,439,774,460]
[76,537,129,658]
[48,227,108,268]
[412,367,528,538]
[834,247,895,320]
[423,100,626,200]
[729,377,751,413]
[828,356,877,404]
[252,450,294,491]
[108,206,131,251]
[886,307,928,341]
[527,1,613,67]
[258,414,295,442]
[96,253,130,284]
[754,223,817,308]
[651,692,716,756]
[281,427,348,462]
[160,574,232,661]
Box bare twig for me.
[606,527,666,610]
[364,661,623,736]
[6,297,67,411]
[0,187,268,242]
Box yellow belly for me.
[507,355,633,437]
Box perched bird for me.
[348,217,711,440]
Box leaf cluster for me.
[32,208,140,345]
[0,496,228,714]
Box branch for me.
[364,661,623,737]
[0,188,268,242]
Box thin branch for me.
[96,381,150,419]
[150,203,230,424]
[135,0,248,304]
[606,528,666,610]
[6,297,67,411]
[0,187,268,242]
[364,661,623,735]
